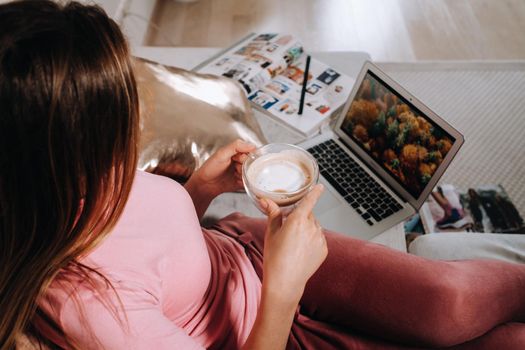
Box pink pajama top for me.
[39,171,262,349]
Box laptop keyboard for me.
[307,139,403,226]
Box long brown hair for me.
[0,1,139,348]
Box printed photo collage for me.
[198,33,355,135]
[202,33,301,95]
[248,57,351,120]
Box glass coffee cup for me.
[242,143,319,214]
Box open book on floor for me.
[194,33,355,136]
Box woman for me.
[1,1,524,349]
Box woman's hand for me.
[184,139,256,219]
[242,185,326,350]
[260,184,328,304]
[193,139,256,196]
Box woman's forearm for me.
[242,186,326,349]
[184,176,214,220]
[242,287,299,350]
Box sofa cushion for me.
[409,232,525,264]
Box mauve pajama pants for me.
[210,213,525,349]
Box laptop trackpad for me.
[314,187,341,216]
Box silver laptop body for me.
[298,61,464,240]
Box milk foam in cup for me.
[242,143,319,211]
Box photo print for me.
[222,64,253,81]
[275,99,299,115]
[248,73,270,94]
[266,44,279,53]
[265,79,290,95]
[241,71,270,95]
[245,53,273,69]
[322,83,348,104]
[249,90,280,110]
[315,104,330,114]
[283,65,312,85]
[306,83,323,95]
[317,68,341,85]
[284,44,304,65]
[254,33,278,42]
[235,42,264,57]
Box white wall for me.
[86,0,122,18]
[82,0,157,46]
[120,0,157,46]
[0,0,156,46]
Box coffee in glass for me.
[243,143,319,212]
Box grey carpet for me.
[378,61,525,217]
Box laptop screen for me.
[339,70,456,198]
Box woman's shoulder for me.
[134,170,186,196]
[130,171,195,211]
[106,171,200,240]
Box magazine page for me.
[198,33,303,94]
[248,54,355,134]
[419,184,524,234]
[197,32,356,135]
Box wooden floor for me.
[147,0,525,61]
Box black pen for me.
[298,55,311,115]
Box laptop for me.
[298,61,464,240]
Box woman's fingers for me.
[294,184,324,218]
[234,162,243,176]
[232,153,249,164]
[216,139,256,162]
[260,198,283,233]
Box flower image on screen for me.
[340,71,455,197]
